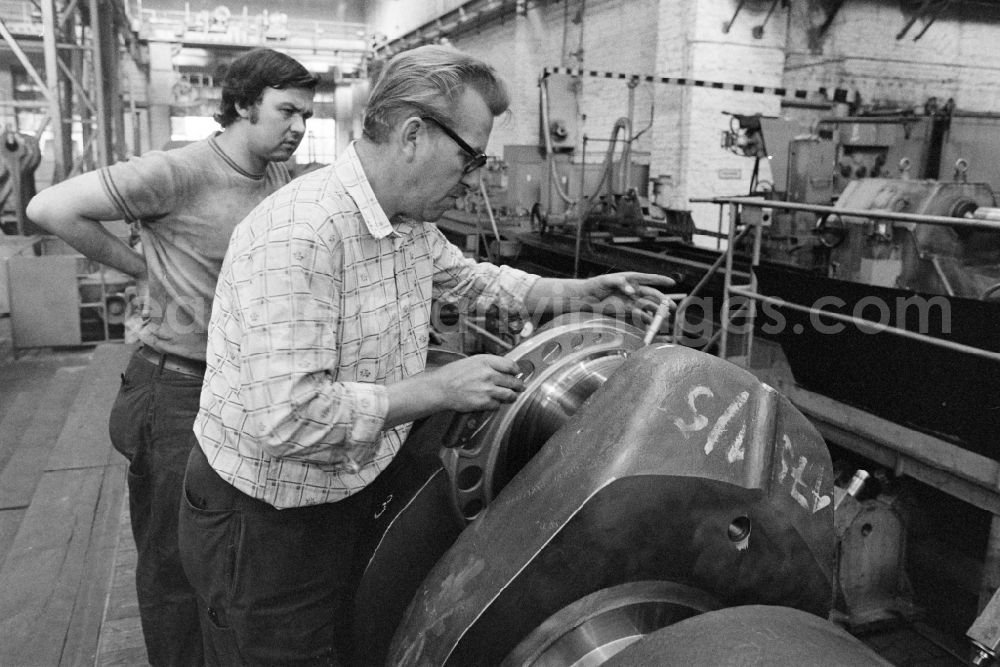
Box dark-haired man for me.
[26,47,317,666]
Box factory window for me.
[169,115,336,167]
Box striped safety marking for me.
[542,66,854,103]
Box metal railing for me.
[669,201,753,350]
[138,7,368,55]
[695,196,1000,366]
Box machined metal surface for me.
[441,313,646,521]
[352,315,646,666]
[969,581,1000,663]
[388,343,836,666]
[603,605,891,666]
[501,581,721,667]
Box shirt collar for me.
[334,142,415,240]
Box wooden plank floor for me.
[0,343,146,666]
[95,492,146,666]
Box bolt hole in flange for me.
[542,341,562,363]
[461,498,484,520]
[457,465,483,491]
[460,439,482,453]
[728,516,751,551]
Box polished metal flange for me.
[501,581,722,667]
[441,313,646,522]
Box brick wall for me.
[366,0,1000,239]
[786,1,1000,113]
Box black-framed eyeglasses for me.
[422,116,488,175]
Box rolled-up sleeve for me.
[228,204,387,472]
[425,224,539,313]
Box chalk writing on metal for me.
[780,434,830,513]
[705,390,749,455]
[672,385,714,438]
[727,421,747,463]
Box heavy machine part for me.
[833,479,917,628]
[602,605,891,666]
[0,130,41,236]
[441,313,646,521]
[353,314,646,664]
[353,315,837,666]
[970,581,1000,665]
[500,581,721,666]
[825,178,1000,299]
[724,110,1000,282]
[751,179,1000,458]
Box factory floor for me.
[0,338,980,666]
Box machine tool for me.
[511,106,1000,460]
[0,129,41,236]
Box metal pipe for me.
[728,286,1000,363]
[716,203,724,250]
[671,222,754,342]
[624,77,636,192]
[41,0,66,182]
[719,203,740,358]
[928,255,956,297]
[539,76,577,209]
[573,135,587,277]
[692,196,1000,232]
[88,0,109,166]
[722,0,747,33]
[461,316,514,351]
[743,208,764,368]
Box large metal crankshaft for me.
[354,315,838,666]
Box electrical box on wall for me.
[541,73,580,152]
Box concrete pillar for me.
[0,67,14,129]
[147,41,175,151]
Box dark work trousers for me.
[108,351,205,667]
[178,443,382,666]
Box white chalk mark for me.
[727,421,747,463]
[778,433,792,482]
[705,390,749,455]
[673,385,713,439]
[789,455,811,511]
[811,468,832,512]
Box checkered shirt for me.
[194,143,539,508]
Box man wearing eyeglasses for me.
[178,45,673,665]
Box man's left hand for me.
[578,272,676,325]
